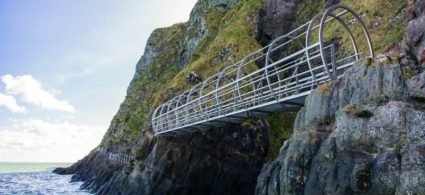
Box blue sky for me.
[0,0,197,162]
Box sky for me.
[0,0,197,163]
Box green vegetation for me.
[166,0,263,92]
[101,23,187,146]
[101,0,264,146]
[110,134,121,143]
[342,0,407,52]
[101,0,409,154]
[265,112,298,160]
[295,0,407,55]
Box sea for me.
[0,162,90,194]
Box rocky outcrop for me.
[256,0,298,45]
[179,0,239,67]
[255,2,425,192]
[132,121,269,195]
[407,71,425,99]
[256,59,425,195]
[185,71,203,84]
[61,120,269,194]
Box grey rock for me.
[406,15,425,64]
[406,16,425,47]
[416,0,425,17]
[179,0,239,68]
[66,120,269,195]
[129,120,269,195]
[185,71,203,84]
[397,142,425,194]
[369,152,400,195]
[407,71,425,98]
[256,0,298,46]
[256,57,425,194]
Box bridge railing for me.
[152,5,374,136]
[96,147,133,165]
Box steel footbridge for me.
[152,5,374,136]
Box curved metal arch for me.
[175,91,190,125]
[152,104,164,130]
[305,13,324,84]
[319,4,374,79]
[214,64,239,114]
[166,96,180,128]
[163,99,175,128]
[199,75,219,118]
[235,51,263,109]
[265,35,305,67]
[185,82,203,124]
[264,35,306,101]
[307,11,360,81]
[160,101,170,115]
[176,92,189,108]
[152,104,163,119]
[166,96,179,113]
[158,102,170,131]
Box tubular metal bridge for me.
[152,5,374,136]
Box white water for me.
[0,170,90,194]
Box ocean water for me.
[0,162,90,194]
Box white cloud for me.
[56,66,97,83]
[1,74,75,113]
[0,92,27,113]
[0,118,105,162]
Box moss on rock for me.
[100,0,264,148]
[265,112,298,160]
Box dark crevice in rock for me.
[354,110,374,119]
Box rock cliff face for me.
[55,0,425,194]
[58,0,272,194]
[255,0,425,194]
[64,121,269,194]
[256,60,425,194]
[256,0,297,46]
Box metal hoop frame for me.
[152,4,374,136]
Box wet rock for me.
[53,165,78,175]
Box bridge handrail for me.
[96,147,134,165]
[152,4,374,135]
